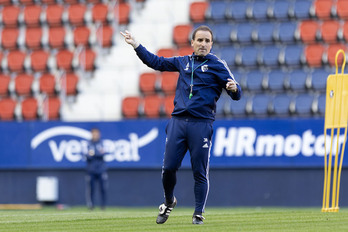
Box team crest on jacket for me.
[201,65,208,72]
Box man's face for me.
[91,129,100,141]
[191,30,213,57]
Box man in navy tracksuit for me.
[85,128,108,210]
[121,25,242,224]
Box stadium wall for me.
[1,119,348,207]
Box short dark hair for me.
[191,25,214,41]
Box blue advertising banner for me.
[0,118,346,169]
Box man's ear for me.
[191,39,194,47]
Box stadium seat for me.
[275,22,297,43]
[1,28,19,50]
[251,93,271,116]
[220,46,237,68]
[0,98,16,120]
[21,97,38,120]
[42,0,56,4]
[177,46,193,56]
[326,43,347,67]
[299,20,320,44]
[25,27,43,50]
[266,70,286,92]
[64,73,79,95]
[313,0,333,20]
[48,27,66,49]
[78,49,96,71]
[259,45,280,67]
[207,1,226,22]
[122,96,141,118]
[281,45,304,67]
[96,25,114,48]
[320,20,340,44]
[73,26,91,47]
[67,4,86,26]
[236,46,259,67]
[231,23,254,44]
[216,93,228,117]
[0,74,11,97]
[288,69,309,92]
[23,5,42,27]
[249,0,270,21]
[294,94,314,116]
[56,50,74,71]
[15,74,34,96]
[173,24,192,47]
[213,23,232,45]
[143,95,163,118]
[92,3,108,24]
[19,0,35,4]
[46,4,64,27]
[30,50,49,72]
[310,68,331,91]
[2,5,20,28]
[304,44,325,67]
[292,0,312,19]
[189,1,208,23]
[163,95,175,117]
[160,72,178,95]
[336,0,348,20]
[226,1,248,21]
[317,93,326,115]
[0,0,12,6]
[254,23,275,44]
[270,1,290,20]
[244,71,264,92]
[46,97,61,120]
[272,94,293,116]
[343,22,348,42]
[139,72,158,95]
[39,73,56,96]
[7,50,26,73]
[115,3,131,25]
[229,93,248,116]
[157,48,176,58]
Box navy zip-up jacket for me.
[85,140,106,174]
[135,44,242,121]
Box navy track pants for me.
[162,117,213,214]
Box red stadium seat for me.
[157,48,176,58]
[25,27,43,50]
[23,5,42,27]
[314,0,333,20]
[115,3,131,25]
[46,4,64,27]
[7,50,26,73]
[31,50,49,73]
[2,6,20,28]
[78,49,96,71]
[320,20,340,44]
[143,95,162,118]
[15,74,34,96]
[1,28,19,50]
[0,74,11,97]
[139,72,158,95]
[56,50,74,71]
[190,1,208,23]
[336,0,348,20]
[0,98,16,120]
[46,97,61,119]
[173,24,192,47]
[163,95,175,117]
[326,44,347,67]
[42,0,56,4]
[160,72,178,95]
[0,0,12,6]
[68,4,87,26]
[73,26,90,47]
[343,22,348,42]
[48,27,66,49]
[63,73,79,95]
[39,73,56,96]
[304,44,325,67]
[122,96,141,118]
[21,97,38,120]
[96,25,113,47]
[92,3,108,24]
[299,20,320,43]
[177,46,193,56]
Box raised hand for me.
[120,30,139,48]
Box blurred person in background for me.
[85,128,108,210]
[121,25,241,224]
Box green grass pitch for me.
[1,207,348,232]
